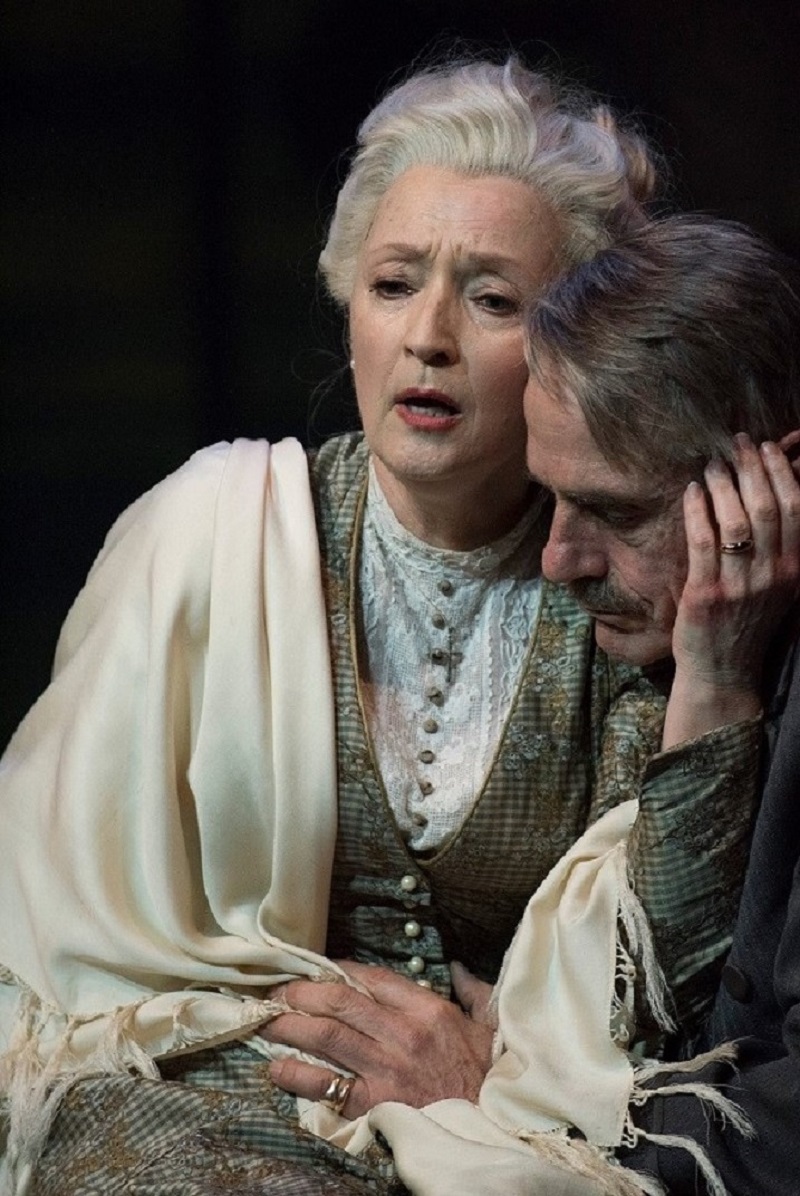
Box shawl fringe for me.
[0,811,752,1196]
[0,984,284,1196]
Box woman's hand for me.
[664,432,800,747]
[259,960,495,1119]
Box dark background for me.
[3,0,799,748]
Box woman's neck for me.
[371,458,535,551]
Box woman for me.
[0,56,774,1195]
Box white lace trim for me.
[358,465,543,851]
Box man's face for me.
[524,378,690,665]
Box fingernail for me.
[760,440,777,456]
[734,432,753,449]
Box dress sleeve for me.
[587,656,761,1044]
[626,719,761,1036]
[616,639,800,1193]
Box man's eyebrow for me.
[527,472,662,512]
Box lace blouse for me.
[358,464,543,852]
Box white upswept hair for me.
[319,56,659,307]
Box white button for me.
[416,978,433,989]
[400,875,418,893]
[404,920,421,939]
[432,612,446,629]
[408,955,425,974]
[439,580,454,596]
[423,718,439,734]
[419,779,433,796]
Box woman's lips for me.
[394,389,462,431]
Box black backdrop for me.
[3,0,799,747]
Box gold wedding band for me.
[720,538,754,555]
[323,1073,355,1115]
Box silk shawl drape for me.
[0,439,340,1068]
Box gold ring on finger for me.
[720,538,754,555]
[323,1073,355,1116]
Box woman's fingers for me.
[760,440,800,563]
[691,435,800,584]
[704,454,754,559]
[268,1056,363,1117]
[260,965,494,1111]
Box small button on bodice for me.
[404,920,421,939]
[418,749,435,764]
[408,955,425,974]
[432,612,446,629]
[423,718,439,734]
[438,580,454,596]
[400,874,418,893]
[419,779,433,795]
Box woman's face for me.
[349,165,563,524]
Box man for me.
[265,215,800,1194]
[522,213,800,1192]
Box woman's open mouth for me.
[394,389,462,430]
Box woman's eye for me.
[474,292,519,316]
[370,278,413,299]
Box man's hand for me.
[259,960,495,1118]
[665,432,800,746]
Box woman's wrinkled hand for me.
[665,432,800,746]
[258,960,495,1119]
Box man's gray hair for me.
[527,214,800,477]
[319,56,659,307]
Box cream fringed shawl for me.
[312,803,748,1196]
[0,438,745,1195]
[0,439,345,1186]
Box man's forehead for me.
[524,380,657,500]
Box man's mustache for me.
[568,578,647,619]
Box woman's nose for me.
[404,290,459,366]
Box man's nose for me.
[404,289,459,367]
[541,503,607,584]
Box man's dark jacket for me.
[622,638,800,1193]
